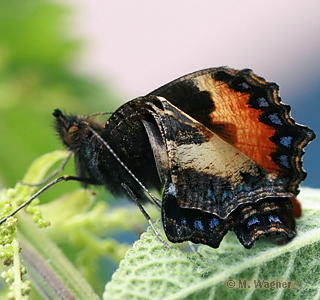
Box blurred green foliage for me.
[0,0,121,193]
[0,0,145,298]
[0,151,158,299]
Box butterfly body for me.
[54,106,162,202]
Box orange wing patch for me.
[193,75,280,174]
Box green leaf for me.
[103,188,320,300]
[0,150,69,227]
[0,150,101,299]
[18,214,101,300]
[21,150,69,185]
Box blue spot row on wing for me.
[268,214,281,223]
[222,189,233,202]
[234,184,252,194]
[268,113,283,125]
[278,155,290,168]
[256,96,269,107]
[180,215,221,232]
[280,136,293,147]
[194,219,205,231]
[239,82,251,90]
[206,187,217,202]
[247,216,260,228]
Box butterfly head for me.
[53,109,103,151]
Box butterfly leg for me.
[121,183,171,249]
[0,175,96,225]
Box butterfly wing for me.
[146,97,292,219]
[141,97,297,248]
[149,68,315,198]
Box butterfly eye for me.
[68,125,80,134]
[64,125,80,146]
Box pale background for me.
[63,0,319,188]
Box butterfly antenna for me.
[83,121,162,208]
[87,111,114,117]
[121,183,170,248]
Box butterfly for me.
[3,67,316,249]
